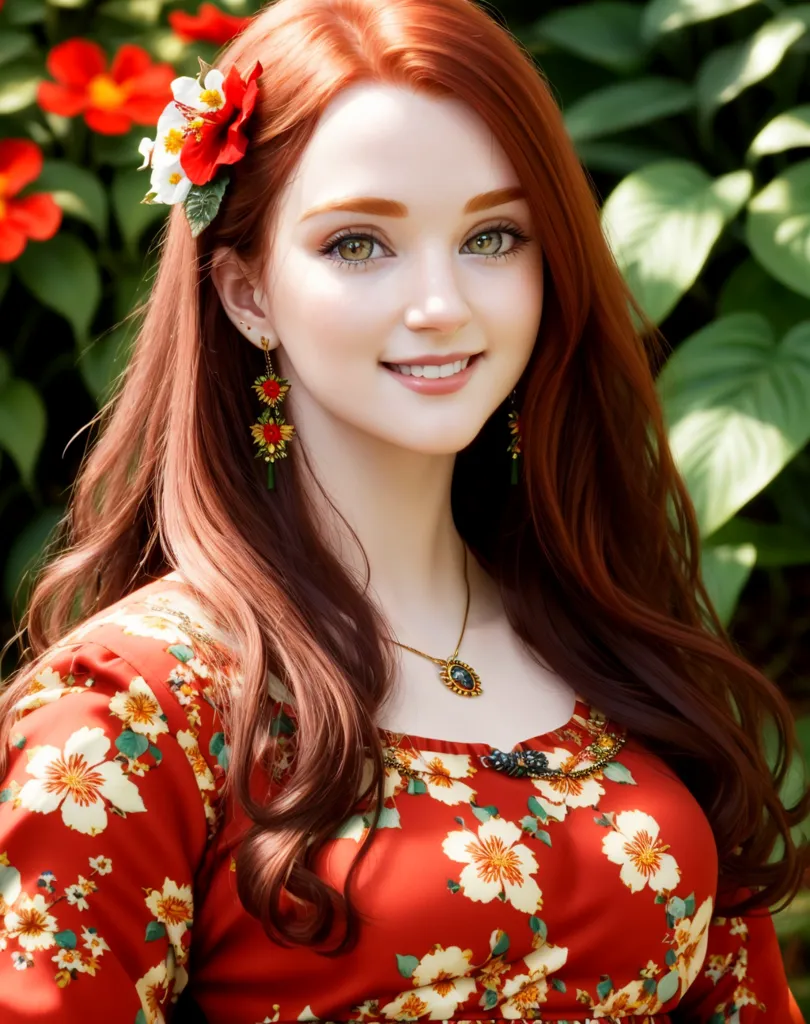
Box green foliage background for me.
[1,0,810,998]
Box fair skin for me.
[213,83,577,748]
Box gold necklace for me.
[388,545,483,698]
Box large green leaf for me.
[3,505,65,613]
[13,233,101,344]
[719,257,810,338]
[601,161,752,325]
[699,543,756,625]
[78,322,136,406]
[0,31,35,68]
[657,314,810,537]
[696,9,810,121]
[92,126,152,168]
[98,0,165,24]
[0,59,42,114]
[3,0,47,24]
[746,159,810,300]
[563,77,694,144]
[642,0,761,41]
[31,160,108,239]
[112,167,170,255]
[575,140,673,176]
[531,3,647,73]
[747,106,810,163]
[0,377,46,488]
[706,517,810,567]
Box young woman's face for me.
[253,82,543,455]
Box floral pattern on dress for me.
[0,576,803,1023]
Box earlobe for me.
[211,247,277,348]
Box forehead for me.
[279,83,519,221]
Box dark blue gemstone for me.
[450,665,475,690]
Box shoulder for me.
[6,572,242,839]
[0,574,244,1005]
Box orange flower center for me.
[0,197,6,221]
[263,423,282,444]
[469,835,523,886]
[45,753,104,806]
[88,74,129,110]
[156,894,191,926]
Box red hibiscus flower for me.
[179,60,262,185]
[37,39,176,135]
[168,3,251,45]
[0,139,63,263]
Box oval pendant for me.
[440,659,483,697]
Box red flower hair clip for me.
[137,57,262,237]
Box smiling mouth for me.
[382,353,481,378]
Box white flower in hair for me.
[137,56,263,237]
[149,161,193,205]
[171,67,227,113]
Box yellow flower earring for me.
[249,335,295,490]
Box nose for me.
[403,246,472,337]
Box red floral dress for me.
[0,574,804,1024]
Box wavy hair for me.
[2,0,808,954]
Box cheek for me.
[275,265,384,361]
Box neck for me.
[285,381,488,642]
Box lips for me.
[381,352,482,394]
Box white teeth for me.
[389,356,475,378]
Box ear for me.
[210,247,279,351]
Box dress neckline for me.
[377,693,591,755]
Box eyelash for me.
[317,220,532,271]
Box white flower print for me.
[108,677,169,742]
[0,860,22,913]
[530,746,606,819]
[500,941,569,1018]
[136,961,169,1024]
[11,664,88,714]
[590,977,663,1018]
[382,944,477,1020]
[65,874,96,911]
[176,731,216,794]
[390,750,478,806]
[4,892,58,951]
[442,817,543,914]
[52,946,90,972]
[673,896,714,993]
[601,810,681,894]
[18,726,146,835]
[11,950,33,969]
[88,855,112,875]
[144,878,193,964]
[82,925,110,957]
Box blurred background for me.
[1,0,809,1004]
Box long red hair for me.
[2,0,808,954]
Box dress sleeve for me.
[0,639,222,1023]
[674,885,805,1023]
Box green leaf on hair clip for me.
[183,174,230,239]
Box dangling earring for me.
[249,336,295,490]
[507,389,522,486]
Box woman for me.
[0,0,807,1020]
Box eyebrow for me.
[298,186,526,223]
